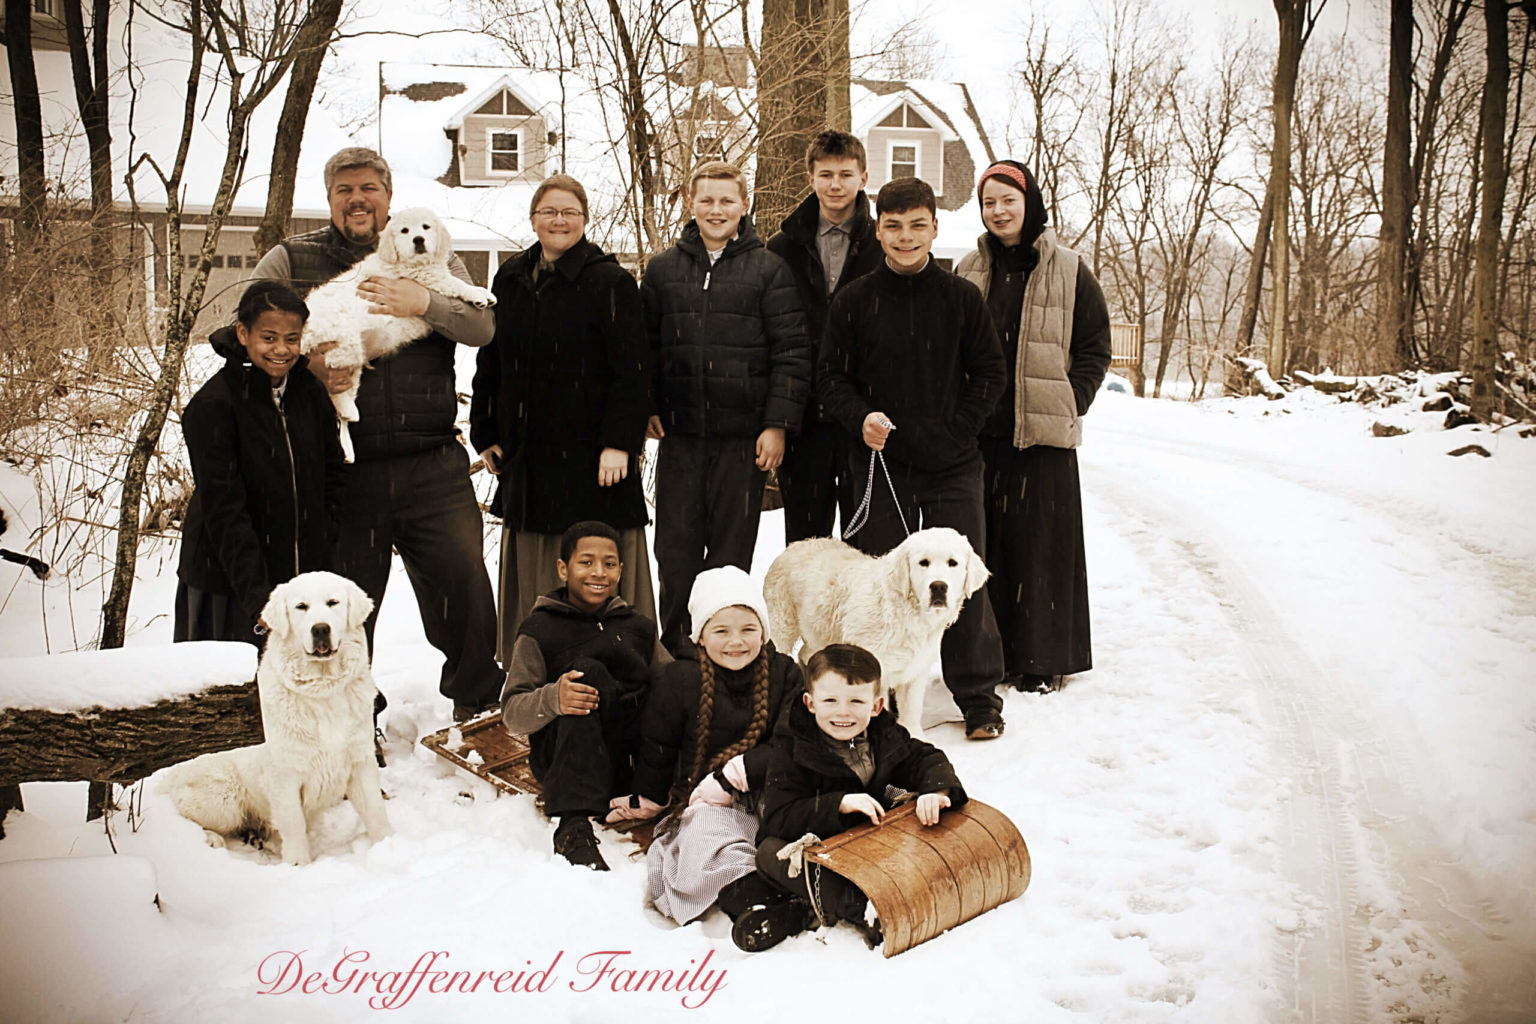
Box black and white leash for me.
[841,449,911,541]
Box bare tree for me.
[102,0,314,648]
[1263,0,1329,376]
[1378,0,1415,366]
[1005,15,1087,232]
[3,0,48,248]
[757,0,833,233]
[253,0,346,255]
[1470,0,1516,421]
[60,0,115,284]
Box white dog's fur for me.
[159,571,392,865]
[300,207,495,461]
[764,527,989,739]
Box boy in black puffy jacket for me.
[719,643,966,952]
[641,161,812,655]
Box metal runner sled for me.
[805,799,1031,957]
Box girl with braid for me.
[607,566,803,924]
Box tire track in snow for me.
[1089,447,1536,1024]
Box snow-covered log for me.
[1232,357,1288,400]
[1293,369,1358,394]
[0,644,260,832]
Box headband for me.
[977,163,1029,200]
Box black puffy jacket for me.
[640,220,811,437]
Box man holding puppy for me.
[233,147,504,721]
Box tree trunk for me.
[825,0,850,132]
[1237,177,1275,355]
[1470,0,1511,423]
[61,0,114,284]
[756,0,829,236]
[254,0,344,256]
[1379,0,1415,368]
[4,0,48,247]
[1268,0,1305,377]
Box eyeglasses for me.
[533,208,584,221]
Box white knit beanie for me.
[687,566,771,644]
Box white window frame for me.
[34,0,60,17]
[487,128,522,175]
[888,139,921,182]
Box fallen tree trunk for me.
[0,682,262,787]
[1232,356,1288,400]
[1293,369,1359,394]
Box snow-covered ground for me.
[2,386,1534,1024]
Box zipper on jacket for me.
[276,393,301,575]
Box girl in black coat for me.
[470,175,654,663]
[175,281,344,645]
[607,567,804,925]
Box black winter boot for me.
[731,896,817,952]
[552,816,609,871]
[716,872,784,920]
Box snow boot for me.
[964,707,1006,740]
[553,816,609,871]
[716,872,784,920]
[731,895,817,952]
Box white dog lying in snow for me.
[159,571,391,865]
[300,207,495,461]
[763,527,989,739]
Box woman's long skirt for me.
[980,438,1092,677]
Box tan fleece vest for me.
[956,229,1081,449]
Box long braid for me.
[708,647,772,771]
[672,655,717,806]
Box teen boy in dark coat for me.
[765,130,883,542]
[815,177,1010,740]
[641,161,812,655]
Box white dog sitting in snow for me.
[159,571,391,865]
[300,207,495,460]
[763,527,989,739]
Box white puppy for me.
[159,571,392,865]
[764,527,989,739]
[300,207,495,461]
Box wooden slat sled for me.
[419,713,656,850]
[805,799,1030,957]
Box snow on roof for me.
[852,78,996,169]
[0,641,255,713]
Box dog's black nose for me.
[311,623,332,650]
[929,581,948,605]
[412,236,427,253]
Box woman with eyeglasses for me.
[471,175,656,664]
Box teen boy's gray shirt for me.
[817,213,851,295]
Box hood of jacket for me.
[529,589,636,622]
[978,160,1048,251]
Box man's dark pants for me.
[335,443,504,709]
[527,659,645,817]
[654,434,765,654]
[778,415,853,543]
[845,451,1005,719]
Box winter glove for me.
[687,773,734,808]
[721,754,749,792]
[604,793,664,823]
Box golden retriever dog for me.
[159,572,391,865]
[763,527,989,738]
[300,207,495,461]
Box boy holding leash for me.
[814,177,1010,740]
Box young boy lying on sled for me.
[717,643,967,951]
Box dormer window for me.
[890,143,918,180]
[490,131,520,172]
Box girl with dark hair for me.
[175,280,345,645]
[607,566,802,925]
[956,161,1113,690]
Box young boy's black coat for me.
[177,355,344,625]
[816,259,1006,474]
[631,643,804,805]
[758,701,968,842]
[641,219,811,437]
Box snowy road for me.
[1087,395,1536,1023]
[2,391,1534,1023]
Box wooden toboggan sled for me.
[423,718,1030,954]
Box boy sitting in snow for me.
[500,520,671,870]
[717,643,966,951]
